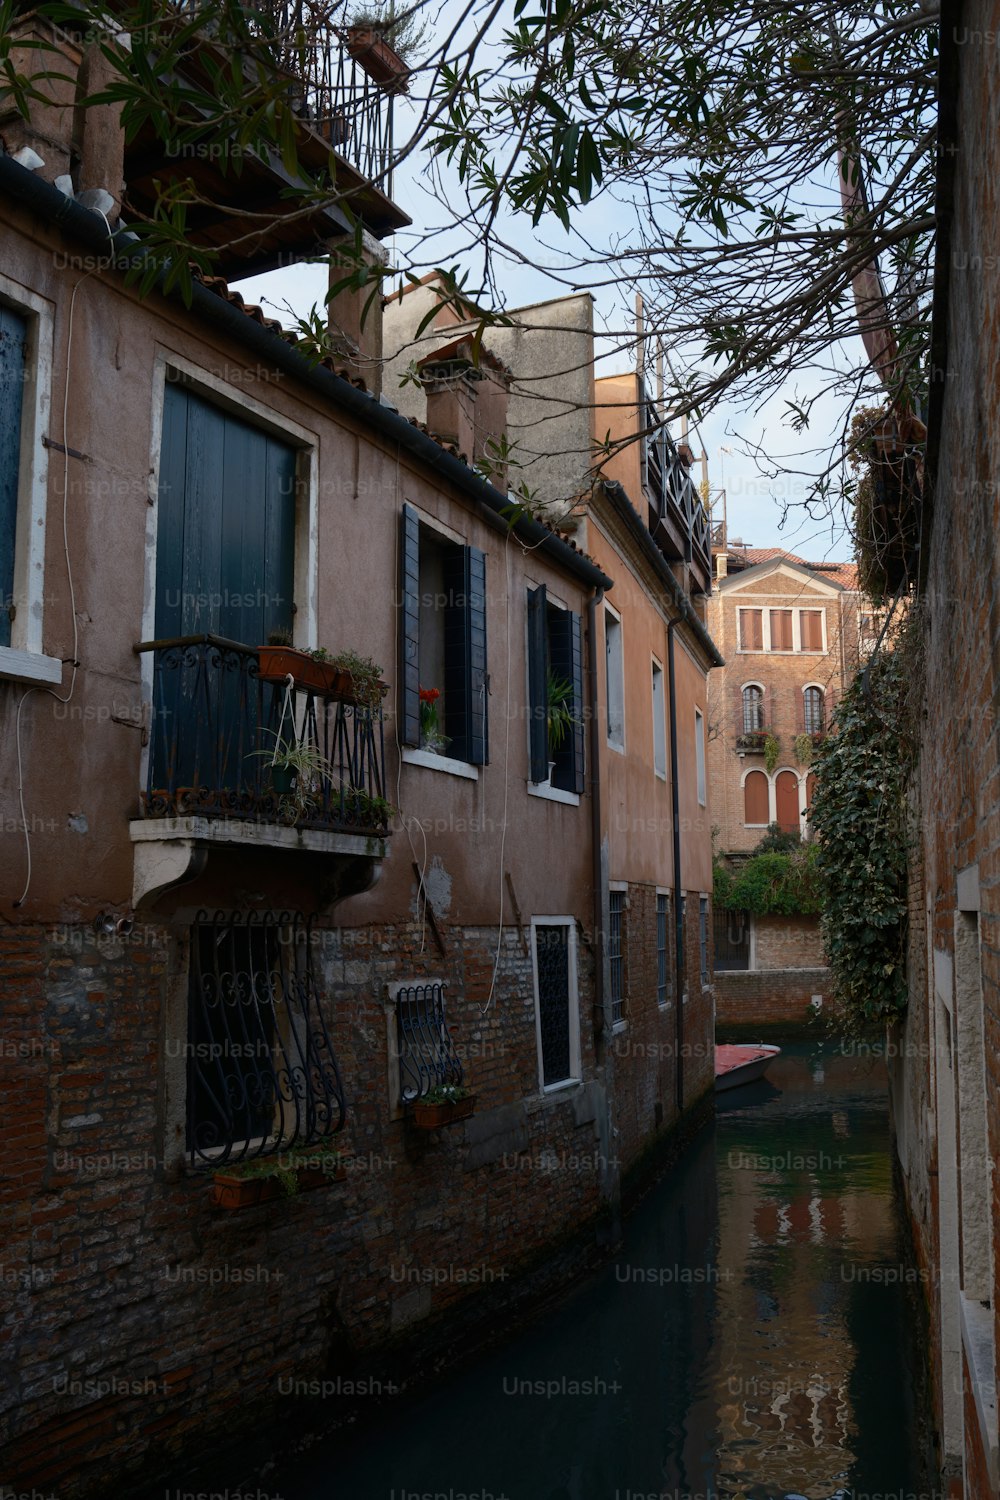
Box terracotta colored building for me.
[0,18,721,1498]
[705,546,861,1029]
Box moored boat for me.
[715,1042,781,1092]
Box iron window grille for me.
[186,909,346,1168]
[679,894,688,1002]
[656,893,671,1006]
[699,897,710,985]
[534,923,573,1087]
[742,685,764,734]
[394,982,464,1104]
[609,890,625,1025]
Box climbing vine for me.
[809,633,918,1036]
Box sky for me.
[232,22,858,567]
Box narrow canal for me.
[279,1041,929,1499]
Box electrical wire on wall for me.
[14,269,96,908]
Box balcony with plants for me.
[130,632,392,904]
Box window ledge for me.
[527,781,580,807]
[606,738,625,755]
[540,1078,582,1099]
[0,647,63,687]
[655,769,667,782]
[961,1293,999,1488]
[612,1019,628,1035]
[401,746,478,781]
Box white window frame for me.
[525,585,579,805]
[608,880,628,1032]
[740,764,771,828]
[651,655,666,779]
[694,707,706,806]
[530,917,581,1094]
[736,605,827,656]
[0,274,60,686]
[604,601,625,752]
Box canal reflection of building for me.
[701,1080,896,1496]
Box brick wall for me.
[715,968,831,1031]
[0,907,710,1497]
[753,914,826,968]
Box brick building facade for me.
[706,549,859,1028]
[0,20,721,1495]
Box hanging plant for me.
[794,732,814,766]
[764,732,780,773]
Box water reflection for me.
[266,1043,924,1500]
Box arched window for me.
[803,685,825,735]
[775,770,800,834]
[744,770,768,825]
[742,684,765,733]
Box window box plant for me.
[410,1083,476,1129]
[209,1147,346,1210]
[258,633,387,707]
[735,728,769,752]
[344,23,410,91]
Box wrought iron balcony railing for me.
[643,403,712,575]
[258,1,404,186]
[136,634,389,838]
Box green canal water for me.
[276,1041,929,1499]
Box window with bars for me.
[186,910,346,1168]
[679,894,687,1003]
[803,685,825,734]
[393,981,464,1104]
[656,892,671,1007]
[742,684,765,733]
[532,921,579,1089]
[609,889,625,1025]
[699,897,710,985]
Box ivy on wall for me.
[808,645,915,1035]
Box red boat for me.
[715,1043,781,1092]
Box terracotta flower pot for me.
[210,1157,347,1209]
[411,1094,476,1129]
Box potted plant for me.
[342,788,395,830]
[258,635,387,707]
[419,686,449,754]
[249,732,335,823]
[210,1146,347,1210]
[344,4,421,90]
[410,1083,476,1129]
[546,670,576,778]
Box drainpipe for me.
[667,617,684,1115]
[588,588,606,1058]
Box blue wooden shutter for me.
[548,606,584,794]
[0,305,28,649]
[399,504,421,746]
[443,544,488,765]
[467,546,488,765]
[526,584,548,782]
[568,610,585,794]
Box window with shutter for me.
[739,609,763,650]
[527,588,585,794]
[770,609,793,650]
[744,770,769,825]
[775,769,800,834]
[400,509,489,765]
[0,303,26,649]
[800,609,824,651]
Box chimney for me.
[327,230,388,396]
[716,553,729,580]
[421,361,478,461]
[419,338,512,478]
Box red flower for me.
[419,687,440,704]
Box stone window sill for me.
[401,747,478,781]
[961,1293,999,1488]
[527,781,580,807]
[0,646,63,687]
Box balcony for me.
[119,3,411,274]
[130,635,390,906]
[643,402,713,593]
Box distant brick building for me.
[706,547,860,1029]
